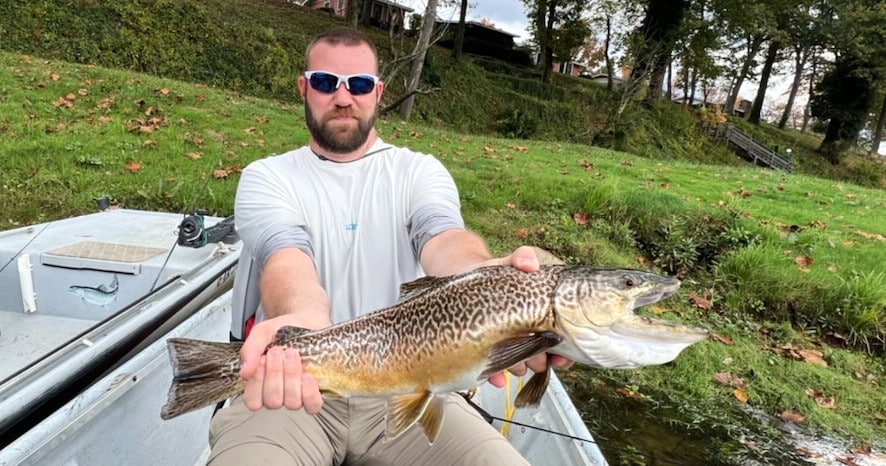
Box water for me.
[562,377,886,466]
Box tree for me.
[629,0,689,104]
[810,54,876,162]
[524,0,588,82]
[452,0,468,61]
[399,0,438,119]
[810,0,886,161]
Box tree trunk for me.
[871,94,886,156]
[778,45,807,129]
[399,0,437,119]
[604,15,614,90]
[630,0,688,104]
[360,0,372,26]
[347,0,359,26]
[749,38,780,125]
[801,46,818,132]
[541,0,558,83]
[534,0,548,79]
[725,35,763,115]
[452,0,467,61]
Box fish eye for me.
[622,276,635,288]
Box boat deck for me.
[0,312,94,381]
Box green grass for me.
[2,52,885,459]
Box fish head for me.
[550,266,708,369]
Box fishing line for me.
[460,392,692,466]
[149,158,221,293]
[0,222,51,275]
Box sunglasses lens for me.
[309,73,340,93]
[347,76,376,95]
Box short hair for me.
[305,27,378,70]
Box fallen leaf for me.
[505,202,516,209]
[806,388,836,409]
[580,160,593,171]
[711,333,733,345]
[621,160,634,167]
[794,256,814,268]
[483,146,495,154]
[65,93,77,100]
[514,228,529,239]
[255,115,270,124]
[185,152,201,160]
[797,349,827,367]
[810,220,827,230]
[244,127,258,134]
[688,291,712,311]
[615,386,643,399]
[159,87,170,96]
[736,188,752,198]
[212,169,229,179]
[573,212,588,226]
[713,372,747,388]
[855,230,886,241]
[779,409,806,423]
[77,88,88,96]
[732,388,749,403]
[123,161,142,173]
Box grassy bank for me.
[2,53,884,462]
[3,0,883,191]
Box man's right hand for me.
[239,314,326,414]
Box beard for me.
[305,101,376,154]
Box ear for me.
[298,76,307,99]
[376,81,385,103]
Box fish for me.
[69,274,119,307]
[160,265,708,443]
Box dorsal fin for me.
[271,326,312,346]
[397,275,451,302]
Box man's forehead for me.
[307,42,376,69]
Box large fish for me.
[160,265,708,443]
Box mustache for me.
[324,108,359,120]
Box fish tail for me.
[160,338,244,420]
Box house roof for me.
[371,0,413,12]
[435,20,518,37]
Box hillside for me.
[1,0,882,188]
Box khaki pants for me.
[208,393,530,466]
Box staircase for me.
[711,123,792,172]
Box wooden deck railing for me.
[712,123,792,172]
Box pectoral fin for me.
[386,391,447,444]
[479,331,563,380]
[514,356,551,407]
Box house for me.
[582,73,628,88]
[304,0,413,32]
[551,60,588,77]
[434,20,518,51]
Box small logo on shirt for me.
[345,221,358,232]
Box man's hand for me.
[483,245,575,387]
[239,314,327,414]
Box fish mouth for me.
[633,279,680,309]
[555,317,709,369]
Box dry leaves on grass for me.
[688,290,713,311]
[123,161,142,173]
[806,388,836,409]
[770,343,828,367]
[713,372,747,388]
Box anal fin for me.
[418,395,446,444]
[514,356,552,407]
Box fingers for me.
[509,245,540,272]
[242,345,323,414]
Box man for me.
[209,27,571,465]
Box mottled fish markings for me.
[161,265,708,444]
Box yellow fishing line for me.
[499,373,524,437]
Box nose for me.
[330,84,355,106]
